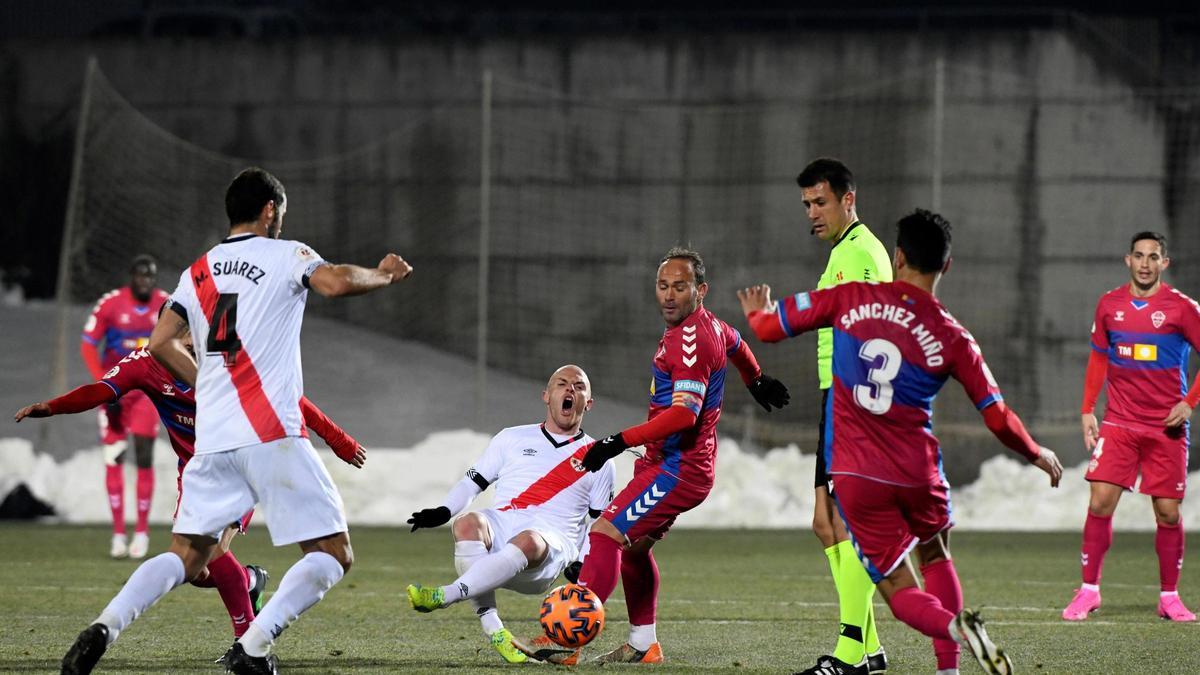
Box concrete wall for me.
[3,29,1195,483]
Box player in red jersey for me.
[15,326,365,658]
[740,210,1062,675]
[1063,231,1200,623]
[515,247,790,665]
[81,255,170,559]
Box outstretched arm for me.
[14,382,117,422]
[407,476,483,532]
[307,254,413,298]
[300,396,366,468]
[981,402,1062,487]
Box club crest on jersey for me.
[570,457,586,472]
[162,383,175,396]
[1152,311,1167,328]
[104,366,120,379]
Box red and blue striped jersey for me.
[1090,283,1200,430]
[645,306,743,480]
[82,287,169,369]
[101,348,197,464]
[771,280,1003,487]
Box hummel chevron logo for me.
[682,343,696,354]
[624,484,666,522]
[682,332,697,344]
[683,325,696,334]
[682,355,697,367]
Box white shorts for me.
[479,508,574,595]
[174,437,348,546]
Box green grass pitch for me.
[2,525,1195,673]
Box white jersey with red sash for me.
[167,233,326,455]
[473,423,615,553]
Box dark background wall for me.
[4,2,1200,484]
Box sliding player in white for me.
[405,364,615,665]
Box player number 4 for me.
[855,338,901,415]
[206,293,242,367]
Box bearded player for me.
[404,365,615,665]
[81,255,170,558]
[1063,231,1200,623]
[15,322,365,658]
[513,247,790,665]
[740,210,1063,675]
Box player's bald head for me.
[548,364,590,391]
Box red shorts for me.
[1086,422,1188,498]
[173,466,254,534]
[98,390,160,444]
[831,474,954,583]
[602,455,712,543]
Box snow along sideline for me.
[1,434,1194,531]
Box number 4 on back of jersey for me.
[206,293,242,367]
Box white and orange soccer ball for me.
[539,583,605,648]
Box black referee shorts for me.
[814,388,833,491]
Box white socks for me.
[240,552,345,657]
[441,543,529,606]
[454,540,504,635]
[628,623,658,652]
[95,552,186,644]
[935,670,961,675]
[1081,583,1100,592]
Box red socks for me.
[1156,520,1185,592]
[578,532,622,603]
[135,467,154,534]
[886,586,954,641]
[1081,512,1113,585]
[105,465,125,535]
[622,549,660,625]
[199,552,255,637]
[921,559,963,671]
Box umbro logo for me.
[521,447,538,456]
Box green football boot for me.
[406,584,445,613]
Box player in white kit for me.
[405,364,615,665]
[62,167,413,675]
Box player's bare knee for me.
[1153,499,1182,526]
[169,534,215,581]
[1087,498,1117,517]
[511,530,549,565]
[452,512,488,542]
[590,517,626,545]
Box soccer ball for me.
[539,583,605,648]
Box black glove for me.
[564,560,583,584]
[748,374,790,412]
[582,433,628,472]
[407,506,451,532]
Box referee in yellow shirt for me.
[796,158,893,675]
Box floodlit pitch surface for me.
[2,526,1194,673]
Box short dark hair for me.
[895,209,952,274]
[1130,231,1166,256]
[129,254,157,274]
[659,246,706,285]
[225,167,286,226]
[796,157,855,199]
